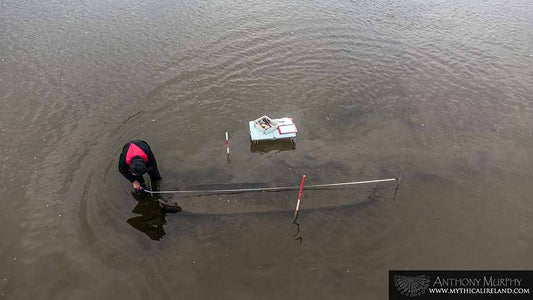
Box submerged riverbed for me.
[1,0,533,298]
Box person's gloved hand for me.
[132,180,142,190]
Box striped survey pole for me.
[225,132,230,154]
[293,175,306,220]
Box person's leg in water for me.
[147,166,162,192]
[148,169,161,181]
[152,178,181,213]
[145,171,180,213]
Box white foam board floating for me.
[249,115,298,142]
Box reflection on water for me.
[249,139,296,153]
[127,191,167,241]
[292,219,303,246]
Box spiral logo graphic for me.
[394,275,430,297]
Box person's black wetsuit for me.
[118,140,161,187]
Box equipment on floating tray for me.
[249,115,297,143]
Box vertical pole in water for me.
[225,132,230,154]
[294,175,306,220]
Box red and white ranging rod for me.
[293,175,306,220]
[225,132,230,154]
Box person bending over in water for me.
[118,140,161,191]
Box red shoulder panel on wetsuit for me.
[125,143,149,165]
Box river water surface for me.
[1,0,533,299]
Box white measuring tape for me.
[144,178,397,195]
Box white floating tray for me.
[249,117,297,141]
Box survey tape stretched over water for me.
[146,178,398,215]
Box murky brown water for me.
[2,0,533,298]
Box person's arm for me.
[119,160,143,190]
[118,154,137,182]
